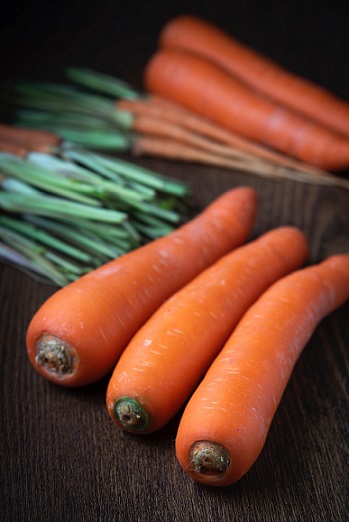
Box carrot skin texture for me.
[144,50,349,171]
[160,15,349,139]
[106,226,309,433]
[26,187,258,387]
[175,254,349,487]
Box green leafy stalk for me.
[65,66,141,100]
[0,191,126,222]
[0,153,104,205]
[62,147,189,197]
[0,215,92,263]
[15,82,134,126]
[0,225,70,286]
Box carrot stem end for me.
[189,441,231,477]
[114,397,149,432]
[35,334,77,375]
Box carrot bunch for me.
[26,186,258,386]
[0,123,190,285]
[16,15,349,488]
[24,178,349,486]
[144,15,349,173]
[8,65,349,189]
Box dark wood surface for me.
[1,2,349,521]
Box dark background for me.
[2,1,349,98]
[1,2,349,521]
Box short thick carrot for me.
[144,49,349,171]
[26,186,258,387]
[106,226,308,434]
[175,254,349,487]
[160,15,349,139]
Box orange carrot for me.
[106,227,309,434]
[132,135,260,171]
[175,254,349,487]
[132,136,349,190]
[129,112,255,160]
[160,15,349,139]
[118,97,329,177]
[26,186,258,387]
[0,137,29,157]
[144,49,349,171]
[0,123,61,149]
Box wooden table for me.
[1,3,349,521]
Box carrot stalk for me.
[13,74,349,185]
[0,129,190,284]
[175,254,349,487]
[106,226,309,434]
[65,66,141,100]
[159,15,349,139]
[25,186,258,387]
[0,224,72,286]
[144,49,349,171]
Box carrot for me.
[175,253,349,487]
[159,15,349,139]
[106,226,309,434]
[0,123,61,149]
[118,97,330,178]
[0,137,29,157]
[133,135,261,171]
[26,186,258,387]
[144,49,349,171]
[128,112,255,160]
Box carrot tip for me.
[189,441,231,477]
[114,397,149,432]
[34,334,77,376]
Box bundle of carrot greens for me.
[6,65,349,190]
[0,132,189,286]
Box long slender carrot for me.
[106,226,309,434]
[159,15,349,139]
[175,254,349,487]
[128,112,254,160]
[0,123,61,148]
[144,49,349,171]
[0,137,28,157]
[132,135,349,191]
[132,136,262,171]
[26,186,258,387]
[120,96,331,177]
